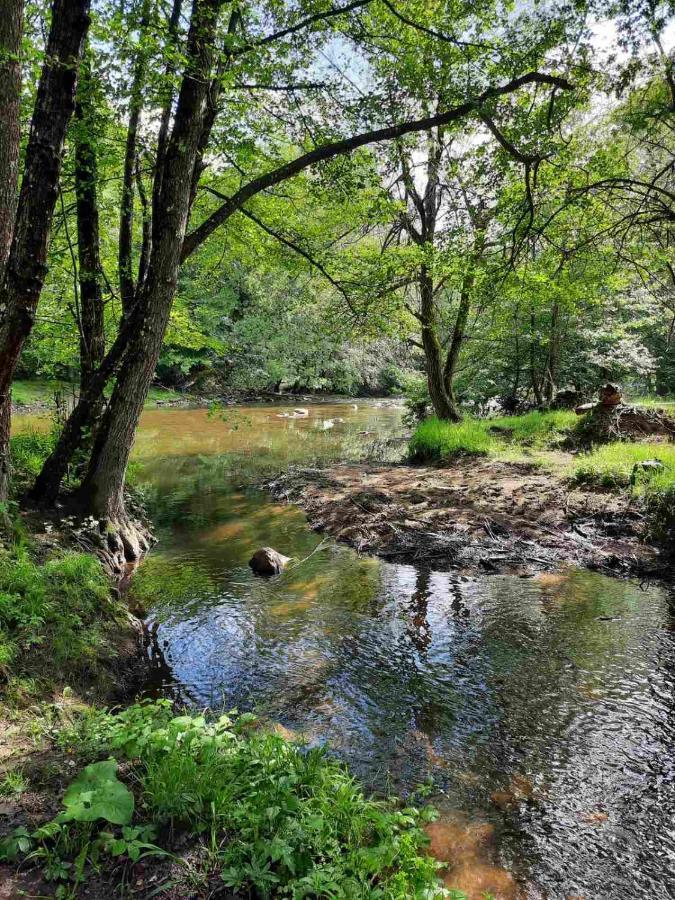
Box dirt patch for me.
[267,458,667,577]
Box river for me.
[16,401,675,898]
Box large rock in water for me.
[249,547,291,575]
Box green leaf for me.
[58,759,134,826]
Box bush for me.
[409,417,494,461]
[43,702,447,898]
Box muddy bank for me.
[267,459,667,577]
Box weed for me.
[0,770,28,797]
[49,701,447,897]
[409,418,495,461]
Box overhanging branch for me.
[182,71,572,260]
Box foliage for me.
[0,547,125,694]
[40,701,447,898]
[57,760,134,827]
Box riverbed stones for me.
[249,546,291,575]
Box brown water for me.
[17,401,675,898]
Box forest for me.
[0,0,674,897]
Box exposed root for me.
[575,404,675,445]
[68,515,155,577]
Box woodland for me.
[0,0,674,897]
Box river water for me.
[18,401,675,898]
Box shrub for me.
[409,417,494,461]
[47,702,447,898]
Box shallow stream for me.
[19,401,675,897]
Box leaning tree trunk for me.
[74,59,106,397]
[0,0,23,279]
[419,266,461,421]
[77,0,224,563]
[0,0,90,503]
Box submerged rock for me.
[293,408,309,417]
[249,546,291,575]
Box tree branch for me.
[232,0,372,56]
[182,71,572,259]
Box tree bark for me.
[0,0,90,503]
[420,266,461,421]
[74,58,106,396]
[0,0,23,280]
[542,299,560,404]
[78,0,224,549]
[119,0,151,315]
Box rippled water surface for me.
[24,401,675,898]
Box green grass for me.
[572,441,675,541]
[409,417,495,461]
[11,380,73,407]
[488,410,578,443]
[408,411,579,463]
[0,548,128,698]
[629,396,675,412]
[9,430,57,491]
[2,701,449,898]
[572,442,675,488]
[11,379,184,410]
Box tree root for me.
[74,515,155,577]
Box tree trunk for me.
[542,300,560,404]
[78,0,224,554]
[419,266,461,421]
[119,0,151,315]
[32,315,133,503]
[74,58,105,396]
[0,0,23,280]
[0,0,90,502]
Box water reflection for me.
[18,401,672,899]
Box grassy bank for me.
[571,442,675,541]
[0,701,447,898]
[12,379,185,410]
[409,411,675,544]
[409,411,578,462]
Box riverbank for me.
[0,424,448,898]
[267,455,667,578]
[10,379,397,416]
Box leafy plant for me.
[57,759,134,827]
